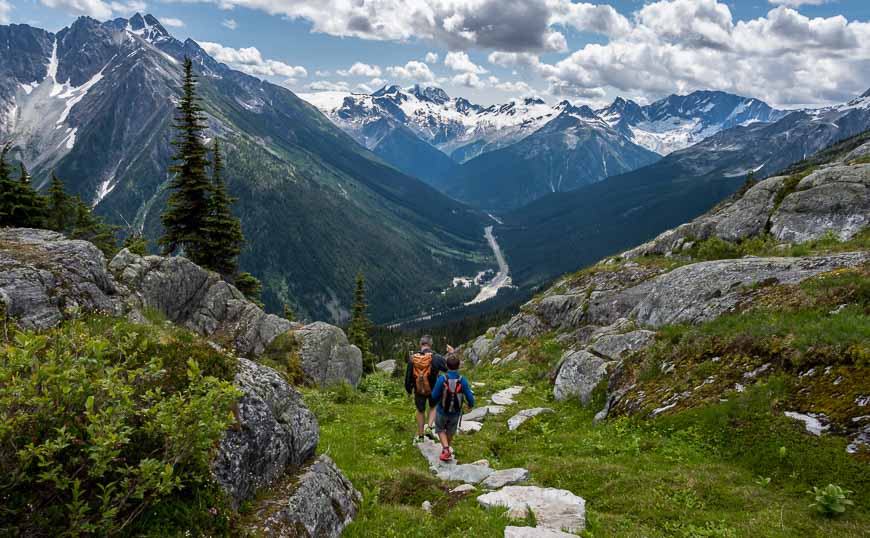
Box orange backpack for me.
[412,352,433,396]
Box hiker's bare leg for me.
[438,431,449,449]
[446,433,454,447]
[428,406,437,428]
[416,411,425,435]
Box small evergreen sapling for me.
[348,272,374,370]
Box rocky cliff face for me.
[0,228,362,535]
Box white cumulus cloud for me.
[444,51,487,74]
[424,52,439,63]
[530,0,870,107]
[199,41,308,80]
[308,80,350,92]
[161,17,185,27]
[337,62,382,78]
[39,0,144,18]
[386,60,436,83]
[0,0,11,23]
[222,18,238,30]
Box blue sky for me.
[5,0,870,107]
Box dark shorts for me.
[414,394,438,413]
[435,412,460,436]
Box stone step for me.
[480,468,530,489]
[491,386,524,405]
[478,486,586,534]
[507,408,555,431]
[505,526,578,537]
[463,405,506,422]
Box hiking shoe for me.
[439,447,452,462]
[424,425,437,441]
[413,435,424,445]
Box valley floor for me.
[298,364,870,537]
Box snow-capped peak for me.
[126,13,171,44]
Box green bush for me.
[0,318,241,536]
[809,484,855,517]
[694,236,741,261]
[260,331,306,385]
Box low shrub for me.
[0,318,241,536]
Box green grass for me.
[305,361,870,537]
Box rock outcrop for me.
[254,455,361,538]
[0,228,123,329]
[625,157,870,258]
[290,322,363,387]
[587,252,870,328]
[770,164,870,243]
[110,249,294,357]
[212,358,319,507]
[553,350,610,404]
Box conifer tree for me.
[46,173,73,232]
[0,143,17,226]
[348,272,374,369]
[16,163,47,228]
[69,196,119,256]
[160,56,212,265]
[202,139,244,276]
[235,271,263,306]
[283,303,295,322]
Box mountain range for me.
[304,86,789,210]
[2,13,868,323]
[497,90,870,288]
[0,14,492,323]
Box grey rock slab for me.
[375,359,397,374]
[771,164,869,243]
[587,253,870,328]
[212,358,319,508]
[478,486,586,533]
[465,335,495,365]
[508,408,555,431]
[554,350,609,404]
[505,527,579,538]
[589,329,656,361]
[0,228,123,330]
[292,321,364,387]
[109,248,293,357]
[491,386,524,405]
[417,439,494,484]
[481,468,530,489]
[422,500,432,513]
[255,455,360,538]
[451,484,477,494]
[462,405,506,422]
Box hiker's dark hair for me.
[446,354,460,370]
[420,334,433,347]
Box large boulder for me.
[587,252,870,328]
[770,164,869,243]
[464,334,495,365]
[0,228,123,329]
[291,322,363,387]
[255,455,361,538]
[109,249,294,356]
[212,358,319,507]
[553,350,609,404]
[589,329,656,361]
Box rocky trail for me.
[415,385,586,537]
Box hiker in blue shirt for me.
[430,354,475,462]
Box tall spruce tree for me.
[202,139,244,276]
[348,272,374,369]
[160,56,212,265]
[46,173,73,232]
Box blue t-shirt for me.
[431,371,476,416]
